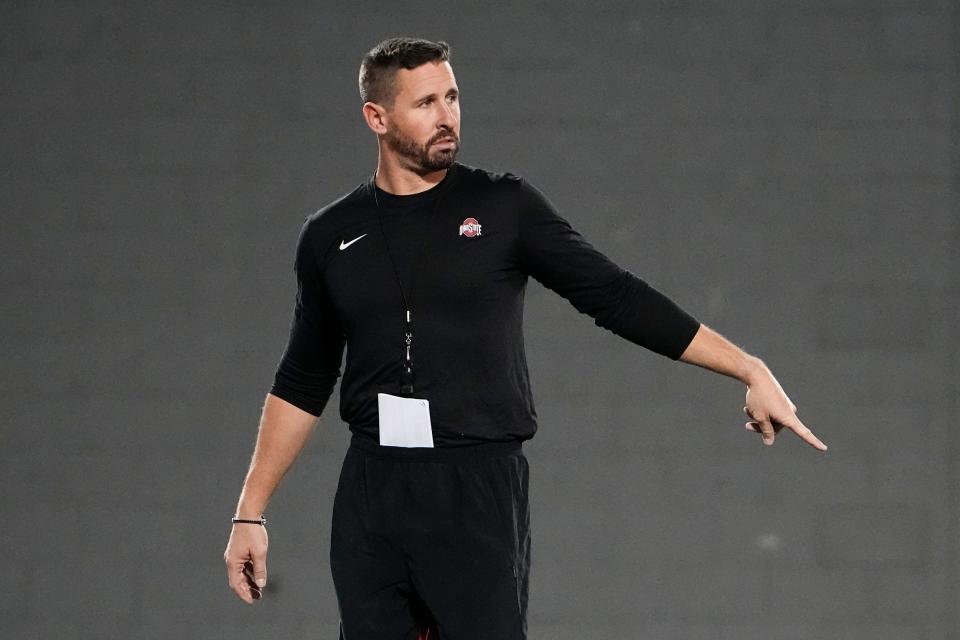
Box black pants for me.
[331,434,531,640]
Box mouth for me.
[432,136,458,147]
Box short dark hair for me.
[359,37,451,106]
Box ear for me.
[362,101,388,135]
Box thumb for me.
[251,549,268,588]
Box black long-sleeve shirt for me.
[269,162,700,446]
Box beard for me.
[384,125,461,174]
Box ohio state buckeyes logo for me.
[459,217,481,237]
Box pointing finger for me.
[785,415,828,452]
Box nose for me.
[437,101,457,129]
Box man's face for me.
[382,61,461,174]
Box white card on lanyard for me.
[377,392,434,448]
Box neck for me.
[374,152,450,196]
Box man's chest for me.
[321,203,521,328]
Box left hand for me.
[742,368,827,451]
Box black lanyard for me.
[369,172,451,395]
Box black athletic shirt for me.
[269,162,701,446]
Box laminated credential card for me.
[377,392,434,448]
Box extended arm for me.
[514,178,825,452]
[678,323,827,451]
[516,178,699,359]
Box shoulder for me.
[452,164,557,227]
[302,182,370,235]
[286,182,371,269]
[451,162,530,194]
[453,163,552,209]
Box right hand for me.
[224,523,269,604]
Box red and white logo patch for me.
[459,217,482,237]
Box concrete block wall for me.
[1,1,956,638]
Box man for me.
[224,37,827,640]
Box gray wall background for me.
[2,1,957,638]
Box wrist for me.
[742,356,769,386]
[235,501,266,521]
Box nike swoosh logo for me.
[339,234,367,251]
